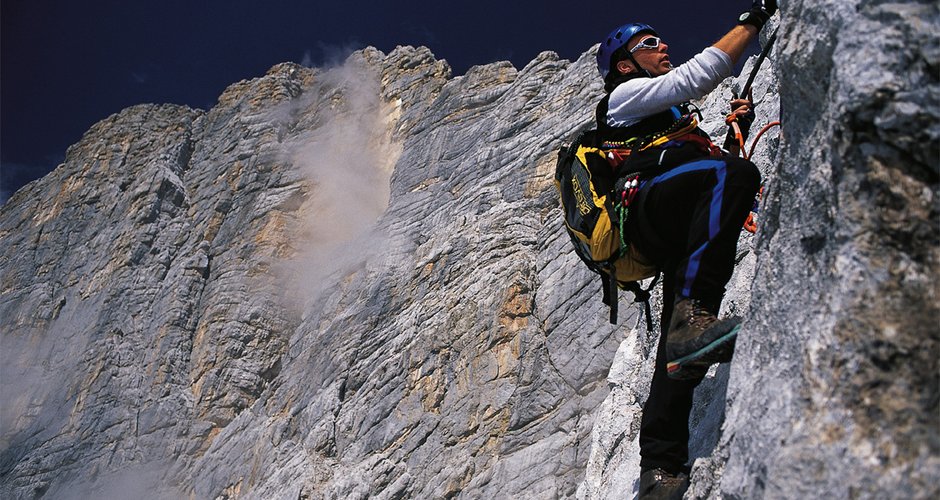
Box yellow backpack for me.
[554,130,658,325]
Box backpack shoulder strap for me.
[620,273,661,332]
[601,272,618,324]
[595,94,612,144]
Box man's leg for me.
[640,157,761,302]
[639,271,702,473]
[636,157,760,378]
[676,158,759,300]
[629,156,760,472]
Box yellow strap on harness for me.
[638,117,701,151]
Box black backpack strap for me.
[604,269,663,329]
[602,272,619,324]
[621,273,661,332]
[595,94,612,146]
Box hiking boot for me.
[664,296,741,380]
[638,467,689,499]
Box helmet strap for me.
[625,52,653,79]
[604,46,654,92]
[610,45,652,80]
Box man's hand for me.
[724,91,756,155]
[739,0,777,30]
[729,94,756,137]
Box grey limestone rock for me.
[715,2,940,499]
[0,44,620,499]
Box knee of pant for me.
[725,158,761,190]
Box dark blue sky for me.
[1,0,755,204]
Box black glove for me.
[738,109,756,138]
[738,0,777,30]
[751,0,777,15]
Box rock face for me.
[0,44,626,499]
[715,2,940,498]
[1,3,937,500]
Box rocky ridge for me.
[1,42,634,499]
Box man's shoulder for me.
[608,77,652,105]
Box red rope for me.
[745,121,782,160]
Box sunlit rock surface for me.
[714,2,939,498]
[1,45,626,499]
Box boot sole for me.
[666,324,741,380]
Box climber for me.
[592,0,777,498]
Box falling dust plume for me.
[272,53,403,311]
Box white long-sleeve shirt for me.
[606,47,733,128]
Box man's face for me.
[620,33,672,77]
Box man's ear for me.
[616,59,634,75]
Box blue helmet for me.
[596,22,658,79]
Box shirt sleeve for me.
[607,47,734,127]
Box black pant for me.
[628,156,760,472]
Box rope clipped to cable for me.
[726,26,780,160]
[727,26,781,234]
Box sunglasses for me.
[630,36,663,53]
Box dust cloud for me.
[275,55,403,308]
